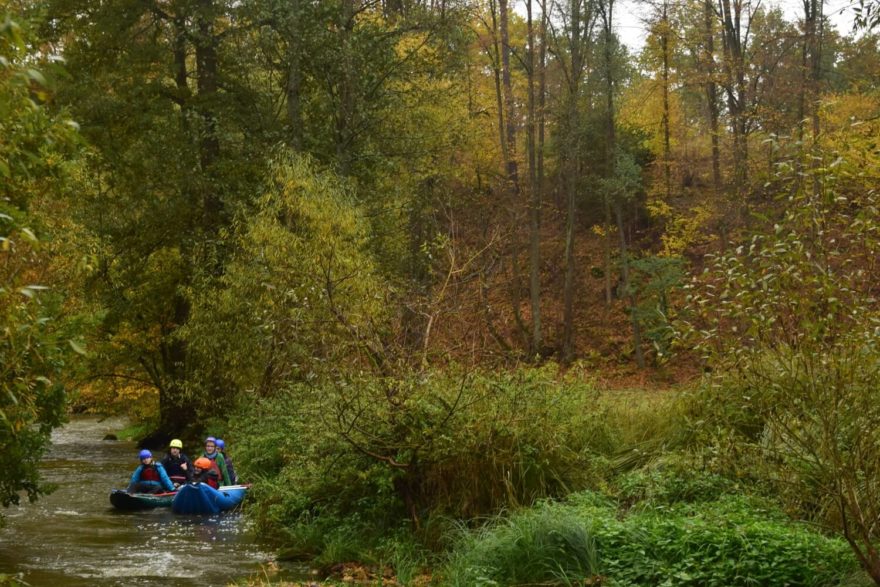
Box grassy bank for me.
[224,366,868,586]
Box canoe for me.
[171,483,249,515]
[110,489,176,510]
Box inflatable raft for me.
[171,483,249,515]
[110,489,176,510]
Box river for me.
[0,417,303,586]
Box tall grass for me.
[443,503,599,587]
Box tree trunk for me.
[527,0,542,355]
[615,202,645,368]
[703,0,722,198]
[537,0,547,200]
[159,294,190,432]
[173,14,188,107]
[718,0,748,217]
[809,0,824,197]
[602,0,642,367]
[498,0,528,347]
[499,0,520,192]
[195,0,221,229]
[562,0,584,362]
[336,0,356,175]
[661,0,672,201]
[286,0,304,151]
[489,0,507,166]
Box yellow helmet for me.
[169,439,183,449]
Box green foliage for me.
[682,162,880,576]
[615,457,736,507]
[230,366,630,562]
[183,151,387,396]
[600,149,644,205]
[630,256,685,363]
[856,0,880,31]
[445,492,858,587]
[443,502,600,587]
[596,495,856,586]
[0,10,81,508]
[0,284,68,507]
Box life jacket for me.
[140,465,160,483]
[195,469,220,489]
[205,472,219,490]
[205,456,222,481]
[203,451,225,485]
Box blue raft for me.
[171,483,249,515]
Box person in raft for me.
[215,439,238,484]
[192,457,220,489]
[201,436,231,486]
[161,438,193,487]
[128,449,175,494]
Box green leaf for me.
[68,340,88,355]
[26,68,47,86]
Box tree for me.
[526,0,543,355]
[182,152,389,395]
[0,11,82,507]
[855,0,880,30]
[556,0,594,361]
[47,0,272,431]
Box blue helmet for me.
[138,449,152,460]
[216,439,225,450]
[205,436,216,445]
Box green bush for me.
[615,456,737,506]
[443,503,600,587]
[231,365,634,562]
[444,492,858,587]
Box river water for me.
[0,417,302,586]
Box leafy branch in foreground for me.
[683,159,880,582]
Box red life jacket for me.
[205,472,219,490]
[207,458,221,482]
[141,465,160,482]
[196,469,220,489]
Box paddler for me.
[192,457,220,489]
[127,449,175,494]
[201,436,231,486]
[161,439,193,487]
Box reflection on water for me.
[0,417,300,586]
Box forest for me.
[2,0,880,583]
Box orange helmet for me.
[194,457,212,469]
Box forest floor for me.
[428,218,704,391]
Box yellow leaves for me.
[395,30,435,61]
[815,92,880,187]
[660,204,715,257]
[618,77,685,157]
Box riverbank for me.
[221,368,872,587]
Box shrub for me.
[445,492,858,587]
[231,365,629,561]
[443,503,600,587]
[589,495,857,586]
[615,456,737,507]
[680,168,880,581]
